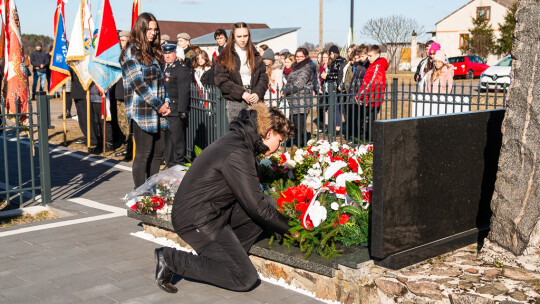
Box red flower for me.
[348,157,359,173]
[295,202,309,214]
[287,185,314,204]
[307,146,313,155]
[151,195,166,210]
[298,212,314,230]
[339,214,350,224]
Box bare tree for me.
[361,15,423,72]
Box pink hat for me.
[433,50,446,62]
[428,42,441,56]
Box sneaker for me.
[71,115,78,121]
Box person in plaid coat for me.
[120,13,171,187]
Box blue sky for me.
[19,0,470,45]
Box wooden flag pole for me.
[62,85,67,146]
[86,90,91,148]
[102,92,106,153]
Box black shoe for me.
[58,112,72,119]
[87,146,102,154]
[74,138,85,144]
[104,142,114,152]
[154,248,178,293]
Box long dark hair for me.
[215,22,256,74]
[120,13,163,66]
[193,50,212,71]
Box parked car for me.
[448,55,489,79]
[480,56,512,90]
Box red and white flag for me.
[4,0,29,121]
[131,0,140,29]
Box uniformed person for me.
[162,43,191,167]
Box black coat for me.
[349,60,370,93]
[114,78,124,102]
[171,109,290,251]
[70,69,86,100]
[214,47,268,101]
[163,59,191,114]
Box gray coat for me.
[283,59,315,114]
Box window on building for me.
[477,6,491,20]
[459,34,470,49]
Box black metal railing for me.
[0,92,51,208]
[186,79,508,156]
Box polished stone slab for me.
[371,109,504,269]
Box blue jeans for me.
[32,71,47,98]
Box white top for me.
[235,44,251,87]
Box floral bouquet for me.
[124,165,188,215]
[260,140,374,259]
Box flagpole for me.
[62,85,67,145]
[101,92,106,153]
[86,90,91,148]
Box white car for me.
[480,56,512,90]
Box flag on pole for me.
[131,0,140,29]
[49,0,70,93]
[66,0,94,90]
[0,0,6,62]
[4,0,29,121]
[88,0,121,93]
[88,0,121,121]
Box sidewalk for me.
[0,142,322,303]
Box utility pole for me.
[319,0,323,51]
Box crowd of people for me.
[15,12,460,296]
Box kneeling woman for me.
[155,104,294,293]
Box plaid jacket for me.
[121,45,169,133]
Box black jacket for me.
[349,60,370,93]
[113,78,124,102]
[171,109,290,251]
[163,59,191,114]
[214,47,268,101]
[70,69,86,100]
[30,50,49,73]
[326,56,345,84]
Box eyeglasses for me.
[147,28,159,34]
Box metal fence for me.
[186,79,508,157]
[0,92,51,208]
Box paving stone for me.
[482,269,501,281]
[461,274,480,283]
[509,290,528,301]
[375,278,407,296]
[503,267,535,281]
[428,268,462,277]
[73,283,123,301]
[404,280,443,300]
[104,284,157,302]
[449,293,495,304]
[458,281,474,290]
[475,282,508,296]
[465,268,478,274]
[79,295,119,304]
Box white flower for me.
[342,144,350,150]
[331,142,340,152]
[313,163,321,169]
[260,159,272,167]
[318,144,331,155]
[323,161,347,180]
[355,145,368,157]
[293,152,304,164]
[330,202,339,210]
[307,168,322,177]
[302,177,323,189]
[335,172,362,188]
[320,156,332,164]
[283,152,291,162]
[285,159,296,169]
[307,139,316,146]
[307,200,327,227]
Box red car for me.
[448,55,490,79]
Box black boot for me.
[154,248,178,293]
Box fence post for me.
[217,89,227,137]
[37,92,51,205]
[391,78,398,119]
[327,82,336,141]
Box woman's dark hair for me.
[259,44,268,51]
[295,48,309,58]
[120,12,163,66]
[215,22,256,74]
[193,50,212,70]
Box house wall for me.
[197,32,298,58]
[435,0,509,65]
